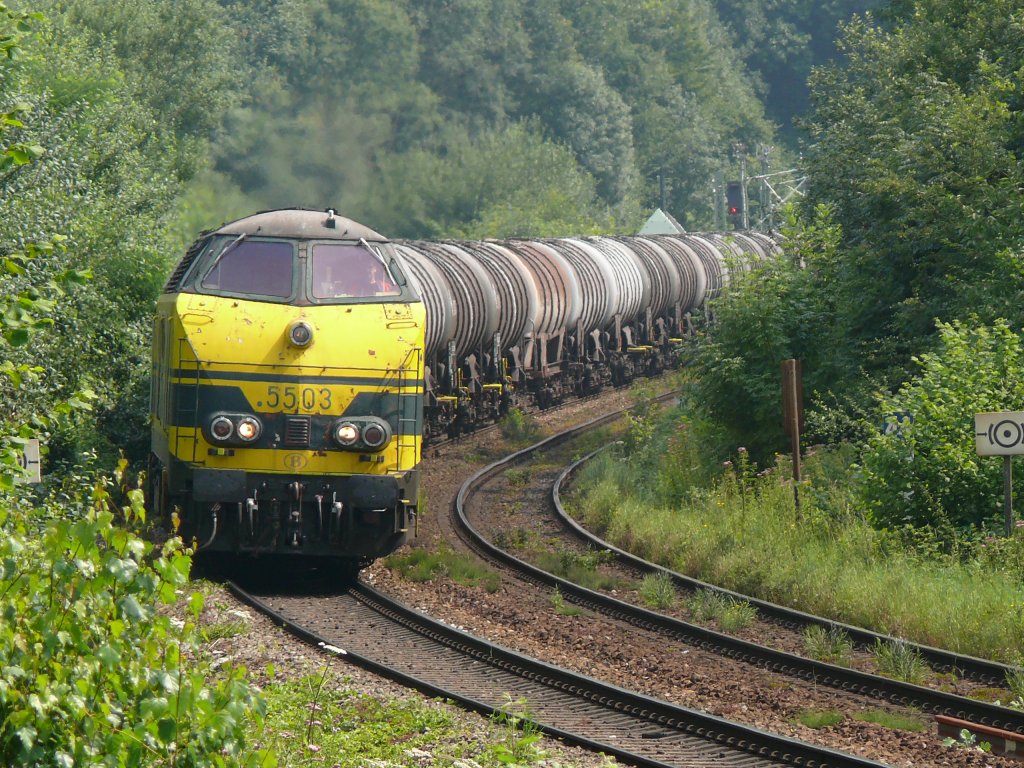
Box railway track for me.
[553,446,1024,692]
[451,407,1024,757]
[226,392,1024,766]
[230,578,885,768]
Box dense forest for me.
[686,0,1024,535]
[0,0,869,472]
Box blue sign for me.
[882,411,913,437]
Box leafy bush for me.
[802,625,853,666]
[0,480,268,766]
[682,205,853,466]
[498,407,540,445]
[858,319,1024,532]
[638,572,676,610]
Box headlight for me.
[288,320,313,348]
[236,416,262,442]
[208,413,262,446]
[210,416,234,441]
[361,422,388,448]
[334,421,360,446]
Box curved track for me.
[555,446,1024,689]
[230,579,885,768]
[452,412,1024,740]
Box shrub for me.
[0,478,267,766]
[873,640,927,684]
[638,572,676,610]
[858,319,1024,532]
[499,408,539,445]
[803,625,853,666]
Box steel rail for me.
[555,444,1024,687]
[452,418,1024,738]
[229,579,886,768]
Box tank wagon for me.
[149,209,426,578]
[149,207,778,575]
[395,231,778,440]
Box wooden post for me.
[781,359,803,516]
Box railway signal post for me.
[974,411,1024,536]
[782,358,803,516]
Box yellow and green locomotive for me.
[149,208,425,576]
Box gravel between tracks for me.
[207,387,1016,767]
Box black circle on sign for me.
[992,419,1023,448]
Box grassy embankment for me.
[569,437,1024,666]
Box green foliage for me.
[853,709,927,732]
[684,205,853,465]
[802,625,853,666]
[1006,667,1024,704]
[487,696,546,766]
[201,0,777,230]
[549,585,583,617]
[871,639,927,684]
[803,0,1024,383]
[384,547,500,592]
[793,709,844,729]
[366,121,625,239]
[638,572,677,610]
[0,2,219,467]
[942,728,992,754]
[687,589,757,631]
[714,0,879,137]
[0,482,267,766]
[498,405,541,446]
[257,673,479,767]
[32,0,247,177]
[533,545,620,593]
[505,467,531,489]
[571,410,1024,661]
[857,319,1024,531]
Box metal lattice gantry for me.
[751,166,807,230]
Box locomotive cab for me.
[149,209,426,577]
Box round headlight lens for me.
[210,416,234,441]
[362,422,387,448]
[236,416,262,442]
[288,320,313,348]
[334,422,360,446]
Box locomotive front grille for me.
[284,415,311,446]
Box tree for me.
[684,206,848,463]
[800,0,1024,395]
[189,0,783,231]
[363,121,624,239]
[713,0,881,137]
[537,62,639,204]
[1,3,244,465]
[34,0,247,179]
[858,320,1024,533]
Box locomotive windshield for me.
[310,242,401,300]
[199,238,295,299]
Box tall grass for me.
[569,443,1024,663]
